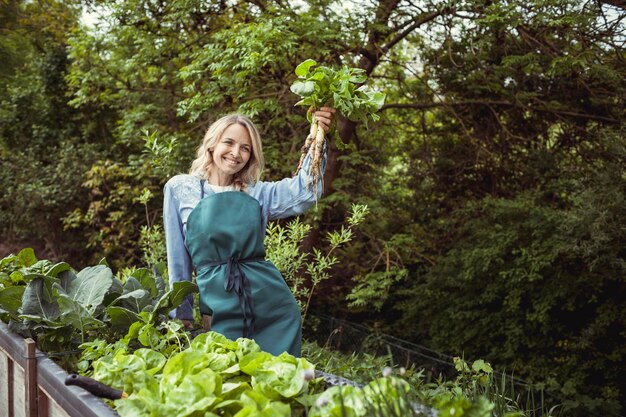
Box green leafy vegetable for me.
[88,331,321,417]
[290,59,385,189]
[0,249,198,358]
[291,59,385,126]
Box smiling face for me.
[189,114,265,188]
[208,123,253,186]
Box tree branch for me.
[381,101,621,123]
[600,0,626,10]
[381,8,451,55]
[381,100,512,110]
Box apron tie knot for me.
[224,256,256,338]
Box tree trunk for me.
[324,116,356,195]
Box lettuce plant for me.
[88,332,320,417]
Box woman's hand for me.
[202,315,212,331]
[313,107,336,133]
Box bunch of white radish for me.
[290,59,386,189]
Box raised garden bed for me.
[0,321,118,417]
[0,250,437,417]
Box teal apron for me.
[185,181,302,356]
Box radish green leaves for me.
[290,59,385,127]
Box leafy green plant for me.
[309,375,426,417]
[304,340,561,417]
[3,250,544,417]
[265,218,311,305]
[346,237,409,312]
[290,59,386,127]
[83,330,438,417]
[138,224,167,270]
[78,316,192,375]
[85,331,321,417]
[0,248,197,363]
[290,59,386,186]
[265,204,369,323]
[302,340,408,387]
[452,357,495,397]
[414,357,560,417]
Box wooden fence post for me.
[38,387,49,417]
[7,355,14,417]
[24,339,37,417]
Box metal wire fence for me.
[304,313,528,385]
[304,314,461,380]
[303,314,622,417]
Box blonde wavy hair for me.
[189,114,264,190]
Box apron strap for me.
[200,179,205,199]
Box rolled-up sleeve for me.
[163,181,194,320]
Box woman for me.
[163,108,335,357]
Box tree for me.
[0,0,100,259]
[363,1,625,414]
[2,0,624,413]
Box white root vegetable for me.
[310,117,326,188]
[293,111,326,197]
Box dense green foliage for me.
[2,248,533,417]
[1,0,624,415]
[0,0,105,259]
[80,325,518,417]
[89,332,320,417]
[0,248,197,369]
[265,204,369,322]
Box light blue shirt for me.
[163,150,326,320]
